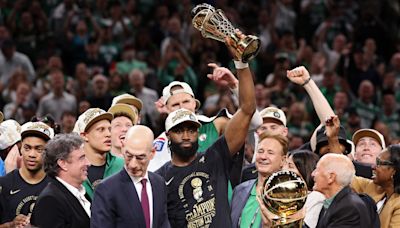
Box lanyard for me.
[238,206,260,228]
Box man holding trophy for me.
[155,3,257,227]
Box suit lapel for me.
[51,178,90,220]
[120,169,146,220]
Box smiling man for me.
[0,121,54,228]
[108,103,139,157]
[91,125,170,228]
[31,133,91,228]
[352,129,385,166]
[73,108,124,199]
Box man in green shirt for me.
[73,108,124,199]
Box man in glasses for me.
[0,121,54,228]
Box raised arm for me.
[223,38,256,155]
[207,63,262,132]
[287,66,335,124]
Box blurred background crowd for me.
[0,0,400,146]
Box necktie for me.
[141,179,150,228]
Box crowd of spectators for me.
[0,0,400,142]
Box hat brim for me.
[262,117,285,126]
[108,104,138,124]
[352,130,384,148]
[115,98,143,112]
[84,113,113,132]
[166,120,202,132]
[21,130,51,141]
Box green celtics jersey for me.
[197,121,219,153]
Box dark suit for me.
[316,186,376,228]
[30,178,90,228]
[91,169,170,228]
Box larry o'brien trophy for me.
[262,170,308,227]
[191,3,260,62]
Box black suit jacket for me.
[91,169,170,228]
[316,186,375,228]
[31,178,90,228]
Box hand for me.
[5,144,22,173]
[224,29,245,61]
[286,66,311,85]
[12,214,30,228]
[207,63,238,89]
[325,115,340,138]
[154,97,169,114]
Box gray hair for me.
[44,133,83,177]
[322,154,355,186]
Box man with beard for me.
[0,121,54,228]
[73,108,124,199]
[156,53,256,227]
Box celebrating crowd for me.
[0,0,400,228]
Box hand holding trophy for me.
[262,170,308,227]
[191,3,260,62]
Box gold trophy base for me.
[229,34,260,62]
[271,218,303,228]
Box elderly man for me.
[0,121,54,228]
[91,125,170,228]
[31,134,91,228]
[312,154,376,227]
[352,128,385,166]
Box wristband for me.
[234,60,249,69]
[301,77,311,87]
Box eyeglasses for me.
[376,157,395,167]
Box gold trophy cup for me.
[262,170,308,227]
[191,3,261,62]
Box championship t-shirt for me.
[0,170,50,223]
[156,136,232,228]
[88,164,106,191]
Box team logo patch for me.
[273,111,280,118]
[154,140,165,152]
[198,133,207,141]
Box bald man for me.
[91,125,170,228]
[312,154,377,227]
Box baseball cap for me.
[0,111,3,123]
[311,124,352,155]
[0,120,21,150]
[352,129,385,148]
[259,107,287,126]
[162,81,200,110]
[165,108,202,132]
[111,93,143,112]
[73,108,113,134]
[108,104,138,124]
[21,121,54,141]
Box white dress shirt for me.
[56,177,91,217]
[129,170,153,228]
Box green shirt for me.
[198,122,220,153]
[240,182,262,228]
[83,152,124,199]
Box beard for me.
[169,140,199,160]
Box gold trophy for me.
[191,3,260,62]
[262,170,308,227]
